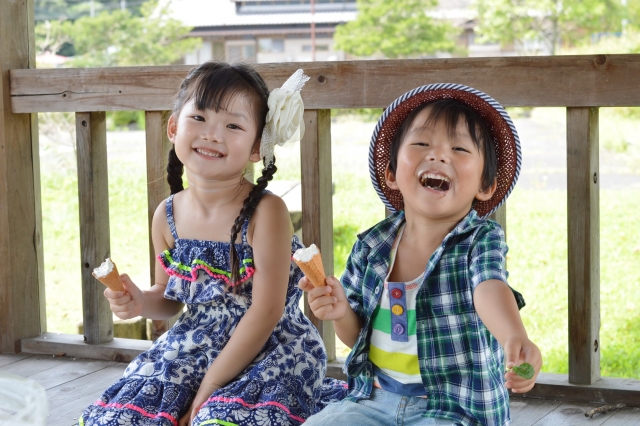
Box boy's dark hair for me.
[167,61,274,292]
[388,99,498,195]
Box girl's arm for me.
[197,194,292,391]
[474,279,542,393]
[105,200,184,320]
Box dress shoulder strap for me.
[165,194,179,240]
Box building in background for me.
[170,0,356,64]
[170,0,518,65]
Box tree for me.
[475,0,625,55]
[62,0,200,67]
[334,0,458,59]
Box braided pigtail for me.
[166,147,184,194]
[228,160,278,292]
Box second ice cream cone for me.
[295,252,326,287]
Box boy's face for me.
[385,106,496,222]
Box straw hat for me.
[368,83,521,218]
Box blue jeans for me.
[305,387,454,425]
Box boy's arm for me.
[474,280,542,393]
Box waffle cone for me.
[92,261,124,292]
[294,252,326,287]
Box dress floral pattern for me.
[80,194,346,426]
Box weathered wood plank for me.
[300,109,335,361]
[0,353,33,367]
[21,333,150,362]
[10,55,640,113]
[534,400,620,425]
[0,0,43,354]
[0,354,69,377]
[76,112,114,344]
[26,357,116,390]
[516,372,640,407]
[509,397,562,426]
[607,407,640,425]
[46,363,127,425]
[566,107,600,385]
[145,110,174,341]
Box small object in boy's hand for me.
[508,362,534,380]
[92,258,124,292]
[293,244,326,287]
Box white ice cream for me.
[93,258,114,278]
[293,244,319,262]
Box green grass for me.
[40,114,640,379]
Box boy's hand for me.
[504,336,543,393]
[103,274,144,320]
[298,276,349,321]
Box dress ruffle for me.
[158,240,255,287]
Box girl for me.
[300,84,542,425]
[80,61,346,426]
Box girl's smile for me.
[167,94,261,187]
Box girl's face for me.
[167,93,261,185]
[385,106,496,222]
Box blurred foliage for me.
[334,0,459,58]
[35,0,145,22]
[475,0,626,55]
[35,0,200,67]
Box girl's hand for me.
[298,276,349,321]
[504,336,543,393]
[178,382,220,426]
[103,274,144,320]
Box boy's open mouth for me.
[419,172,451,192]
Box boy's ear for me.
[476,178,497,202]
[167,114,177,143]
[384,163,399,190]
[249,141,261,163]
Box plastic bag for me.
[0,373,48,426]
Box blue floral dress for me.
[80,194,347,426]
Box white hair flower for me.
[260,69,310,167]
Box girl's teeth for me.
[197,149,221,157]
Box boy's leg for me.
[305,388,399,426]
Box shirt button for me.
[393,324,405,335]
[391,304,404,315]
[374,286,380,294]
[391,288,403,299]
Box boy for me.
[300,84,542,426]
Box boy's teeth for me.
[196,148,222,157]
[420,173,451,191]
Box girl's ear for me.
[167,114,177,143]
[476,178,497,202]
[249,141,261,163]
[384,162,399,190]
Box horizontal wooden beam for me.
[514,372,640,408]
[10,55,640,113]
[21,333,151,363]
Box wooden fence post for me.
[145,110,174,340]
[76,111,114,344]
[567,107,600,385]
[0,0,44,353]
[300,109,336,361]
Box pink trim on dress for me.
[158,254,255,287]
[202,396,306,423]
[94,401,177,426]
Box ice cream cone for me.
[92,258,124,292]
[294,252,326,287]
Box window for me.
[227,43,256,62]
[302,44,329,52]
[258,38,285,53]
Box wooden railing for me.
[3,55,640,406]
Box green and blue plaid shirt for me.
[340,209,525,426]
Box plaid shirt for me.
[341,209,525,426]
